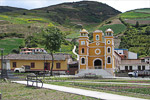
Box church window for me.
[82,48,84,53]
[107,40,111,44]
[81,58,85,64]
[107,57,111,64]
[95,49,101,55]
[81,41,85,45]
[107,47,111,53]
[96,35,99,40]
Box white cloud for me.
[0,0,149,12]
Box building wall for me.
[89,47,105,56]
[120,64,150,71]
[128,51,137,59]
[9,59,68,71]
[115,50,124,55]
[145,58,150,63]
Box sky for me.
[0,0,149,12]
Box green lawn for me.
[44,79,150,99]
[0,38,24,55]
[121,11,150,19]
[99,24,126,35]
[0,81,98,100]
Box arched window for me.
[107,47,111,53]
[82,48,84,53]
[81,58,85,64]
[107,57,111,64]
[96,35,99,40]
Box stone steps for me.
[76,69,114,78]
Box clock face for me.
[95,49,101,55]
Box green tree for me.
[145,26,150,35]
[43,27,63,76]
[135,21,139,28]
[25,36,38,48]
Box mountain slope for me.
[0,6,26,13]
[33,1,121,25]
[100,8,150,57]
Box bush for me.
[11,48,20,54]
[0,33,24,39]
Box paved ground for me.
[72,45,79,60]
[12,81,147,100]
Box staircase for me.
[76,69,114,78]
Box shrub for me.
[11,48,20,54]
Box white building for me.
[114,49,150,72]
[115,49,137,59]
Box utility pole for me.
[1,48,4,78]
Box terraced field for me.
[120,8,150,25]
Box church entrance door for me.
[94,59,102,69]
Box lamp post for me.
[43,55,45,71]
[1,48,4,78]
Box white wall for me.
[115,50,124,55]
[128,51,137,59]
[145,58,150,63]
[120,64,150,71]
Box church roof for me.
[80,29,88,33]
[94,30,103,33]
[93,30,104,35]
[105,28,114,33]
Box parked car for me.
[14,65,30,73]
[128,70,150,77]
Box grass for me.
[133,18,150,21]
[0,81,98,100]
[134,9,150,14]
[66,31,80,39]
[42,77,150,99]
[0,38,24,55]
[44,77,150,83]
[0,14,50,24]
[60,44,73,52]
[99,24,126,35]
[44,80,150,99]
[121,11,150,19]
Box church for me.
[78,28,115,77]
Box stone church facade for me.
[78,28,115,71]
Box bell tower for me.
[78,29,89,69]
[105,28,114,69]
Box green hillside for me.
[99,24,126,35]
[34,1,120,24]
[118,8,150,57]
[0,2,149,57]
[0,6,26,13]
[120,8,150,25]
[0,38,24,55]
[0,1,121,55]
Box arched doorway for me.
[94,59,102,69]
